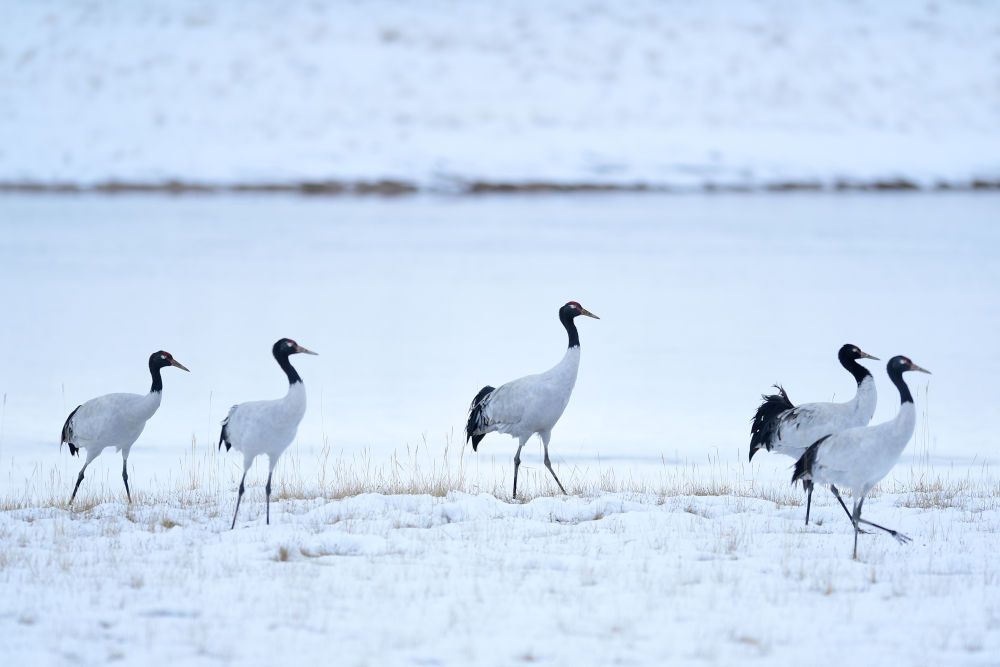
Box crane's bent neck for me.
[889,367,914,405]
[149,364,164,394]
[275,352,302,385]
[840,355,872,386]
[560,313,581,349]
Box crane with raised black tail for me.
[750,344,879,524]
[466,301,599,500]
[793,355,930,559]
[61,350,189,505]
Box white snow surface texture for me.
[2,0,999,187]
[3,491,999,665]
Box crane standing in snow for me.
[750,344,879,524]
[793,355,929,559]
[466,301,599,499]
[61,350,189,504]
[219,338,316,529]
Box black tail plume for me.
[466,385,495,452]
[749,385,794,461]
[219,413,232,452]
[61,405,82,456]
[792,434,831,485]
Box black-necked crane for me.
[61,350,189,504]
[465,301,599,499]
[219,338,316,529]
[793,355,929,558]
[750,343,879,524]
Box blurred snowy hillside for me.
[1,0,998,191]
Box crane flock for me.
[45,302,929,557]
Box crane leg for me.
[512,437,527,500]
[853,496,911,545]
[851,498,861,559]
[122,456,132,503]
[69,462,89,505]
[265,470,273,526]
[830,485,906,540]
[540,431,566,495]
[231,471,248,530]
[804,479,813,525]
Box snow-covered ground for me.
[1,1,998,189]
[2,482,998,665]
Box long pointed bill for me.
[910,363,931,374]
[579,308,600,320]
[859,351,879,361]
[170,359,190,372]
[295,345,318,355]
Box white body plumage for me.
[801,401,915,500]
[220,381,306,465]
[767,376,876,459]
[479,346,580,441]
[65,391,162,458]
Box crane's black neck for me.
[888,364,913,405]
[839,354,872,386]
[560,310,580,349]
[149,362,164,394]
[275,350,302,385]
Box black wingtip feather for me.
[466,385,495,452]
[749,385,794,461]
[792,434,831,485]
[218,417,232,452]
[61,405,82,456]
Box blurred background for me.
[0,1,998,495]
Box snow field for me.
[1,462,998,665]
[1,0,998,188]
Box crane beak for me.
[170,359,190,372]
[295,344,318,355]
[910,363,931,375]
[579,308,600,320]
[859,351,879,361]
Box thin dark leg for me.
[855,496,911,544]
[830,486,862,558]
[265,471,272,526]
[122,457,132,503]
[831,486,910,543]
[512,440,526,500]
[830,485,868,533]
[543,454,567,495]
[540,433,567,495]
[69,464,88,505]
[851,500,861,559]
[804,480,813,525]
[231,472,247,530]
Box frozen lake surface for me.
[0,192,997,496]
